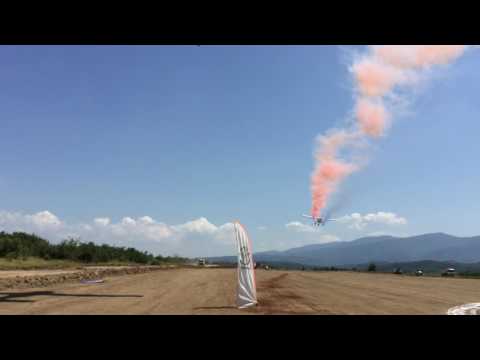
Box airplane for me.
[302,214,338,227]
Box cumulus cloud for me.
[29,211,62,227]
[213,223,236,244]
[0,210,236,257]
[121,217,136,226]
[0,210,62,232]
[319,234,340,242]
[284,222,340,244]
[366,231,409,237]
[338,212,407,230]
[172,217,217,234]
[94,217,110,226]
[285,221,316,233]
[138,216,154,225]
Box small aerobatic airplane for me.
[302,214,338,227]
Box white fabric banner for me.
[234,222,257,309]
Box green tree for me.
[0,231,172,265]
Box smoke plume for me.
[311,45,469,218]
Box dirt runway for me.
[1,268,479,314]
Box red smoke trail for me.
[311,130,358,218]
[310,45,469,219]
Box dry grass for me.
[0,257,143,270]
[0,257,79,270]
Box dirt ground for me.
[1,268,479,314]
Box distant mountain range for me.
[208,233,480,268]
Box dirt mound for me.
[0,265,175,290]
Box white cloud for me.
[319,234,340,242]
[29,211,62,227]
[0,210,236,257]
[284,221,340,245]
[281,222,340,249]
[94,217,110,226]
[213,223,236,244]
[0,210,62,232]
[366,231,409,237]
[338,212,407,230]
[364,212,407,225]
[138,216,154,225]
[366,231,389,237]
[257,226,267,231]
[172,217,217,234]
[285,221,316,233]
[121,217,136,226]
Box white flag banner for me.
[234,221,257,309]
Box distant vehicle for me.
[442,268,456,277]
[393,268,403,275]
[302,214,338,227]
[415,270,424,276]
[198,258,206,266]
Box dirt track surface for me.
[1,268,480,314]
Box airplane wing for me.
[302,214,314,219]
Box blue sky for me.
[0,45,479,257]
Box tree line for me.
[0,231,188,265]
